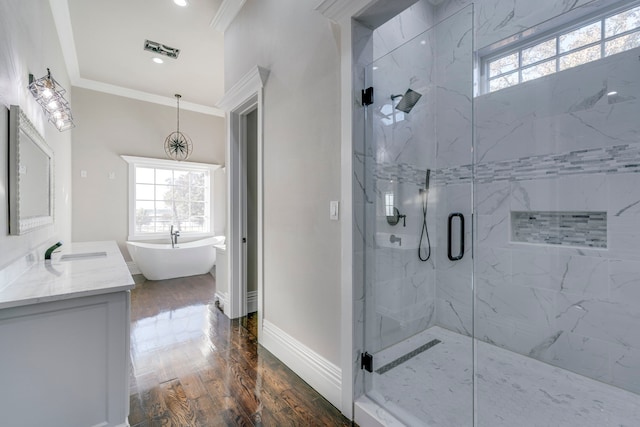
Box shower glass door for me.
[361,6,474,426]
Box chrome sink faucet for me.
[170,225,180,248]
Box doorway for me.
[242,108,259,336]
[218,66,268,341]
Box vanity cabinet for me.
[0,241,134,427]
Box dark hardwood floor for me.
[128,274,352,427]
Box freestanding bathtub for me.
[126,236,225,281]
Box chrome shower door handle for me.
[448,213,464,261]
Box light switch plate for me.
[330,201,339,220]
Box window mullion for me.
[600,17,606,59]
[555,36,560,72]
[518,49,522,84]
[606,26,640,42]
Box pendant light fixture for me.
[164,94,192,161]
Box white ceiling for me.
[50,0,226,116]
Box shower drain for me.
[376,339,442,374]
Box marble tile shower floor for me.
[369,327,640,427]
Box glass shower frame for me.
[357,0,640,426]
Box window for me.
[484,4,640,93]
[122,156,219,240]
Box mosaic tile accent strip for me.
[373,162,429,186]
[366,142,640,188]
[436,164,473,184]
[376,339,442,374]
[476,143,640,184]
[511,211,607,248]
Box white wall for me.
[224,0,342,365]
[0,0,72,272]
[71,88,225,259]
[213,167,227,236]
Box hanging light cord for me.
[176,94,181,134]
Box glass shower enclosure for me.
[358,0,640,425]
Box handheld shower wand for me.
[425,169,431,191]
[419,169,431,262]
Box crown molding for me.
[313,0,366,23]
[216,66,269,112]
[210,0,247,32]
[75,78,224,116]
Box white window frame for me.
[121,155,221,241]
[481,2,640,94]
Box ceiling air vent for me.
[143,40,180,59]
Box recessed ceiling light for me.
[152,57,164,64]
[173,0,188,6]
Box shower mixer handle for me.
[386,207,406,227]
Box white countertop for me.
[0,241,134,310]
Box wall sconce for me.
[28,68,75,132]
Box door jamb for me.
[217,67,269,342]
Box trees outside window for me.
[485,4,640,93]
[122,156,217,240]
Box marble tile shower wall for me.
[433,5,475,338]
[436,0,603,49]
[471,45,640,392]
[372,1,435,61]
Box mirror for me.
[8,105,54,235]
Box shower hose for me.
[418,188,431,262]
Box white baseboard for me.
[126,261,141,276]
[215,291,228,314]
[247,290,257,313]
[215,290,254,316]
[261,319,342,410]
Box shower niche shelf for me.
[511,211,607,249]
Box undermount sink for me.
[60,251,107,261]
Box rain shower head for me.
[395,88,422,113]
